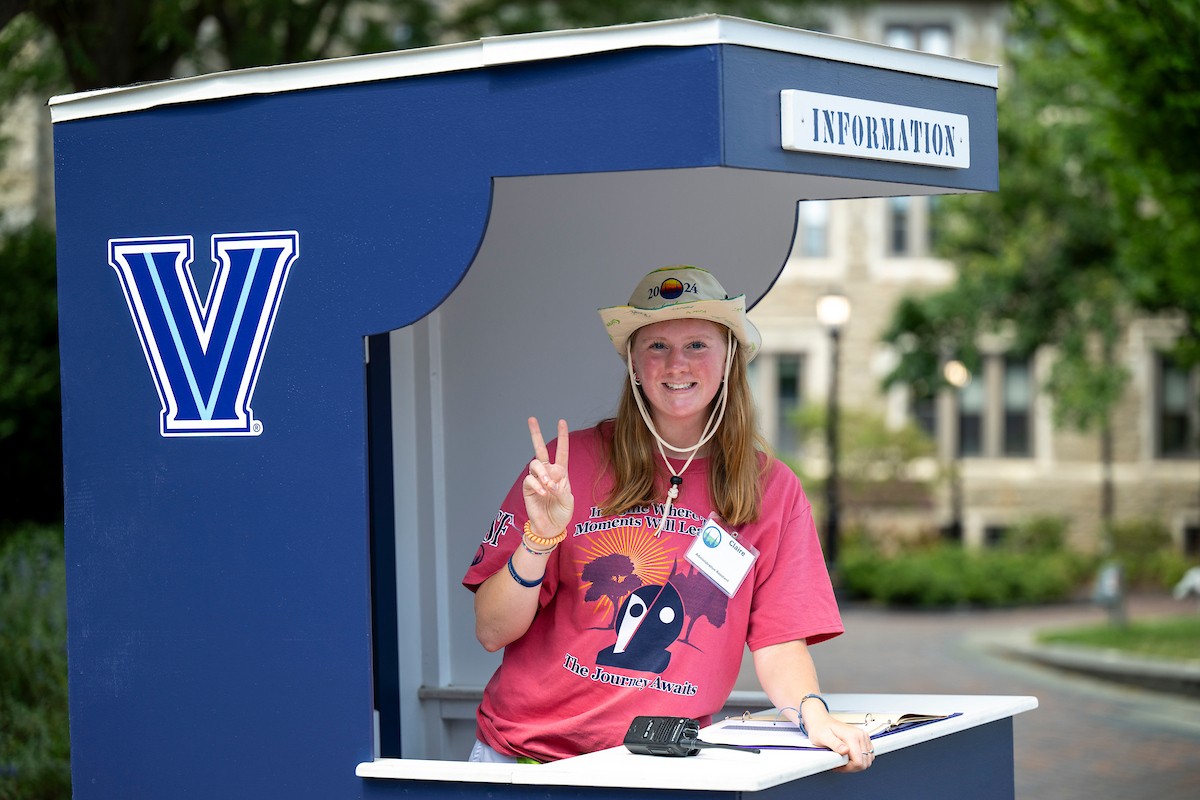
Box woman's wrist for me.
[797,693,830,736]
[507,553,545,587]
[523,520,566,549]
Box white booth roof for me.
[49,14,998,123]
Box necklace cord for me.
[625,330,736,535]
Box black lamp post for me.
[943,359,971,543]
[816,292,850,570]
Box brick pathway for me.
[809,594,1200,800]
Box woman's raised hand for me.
[523,417,573,538]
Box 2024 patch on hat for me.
[597,266,761,362]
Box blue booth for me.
[50,15,1020,799]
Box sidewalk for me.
[810,594,1200,800]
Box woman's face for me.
[630,318,729,442]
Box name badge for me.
[685,516,758,598]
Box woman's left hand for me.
[802,709,876,772]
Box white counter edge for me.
[356,693,1038,791]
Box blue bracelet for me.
[797,693,829,736]
[507,555,543,588]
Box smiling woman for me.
[461,266,871,769]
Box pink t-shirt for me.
[462,424,842,762]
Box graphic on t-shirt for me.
[577,527,673,628]
[578,525,730,674]
[596,581,683,673]
[581,553,644,626]
[484,510,514,547]
[668,564,730,649]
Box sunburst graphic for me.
[575,525,673,623]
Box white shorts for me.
[468,739,518,763]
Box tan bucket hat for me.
[597,265,761,362]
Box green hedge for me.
[0,525,70,800]
[837,512,1200,609]
[838,517,1098,608]
[1110,518,1195,590]
[840,543,1095,608]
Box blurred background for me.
[1,1,1197,798]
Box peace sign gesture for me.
[523,417,573,539]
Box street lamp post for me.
[943,359,971,543]
[816,292,850,571]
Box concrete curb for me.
[983,633,1200,698]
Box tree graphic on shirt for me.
[671,565,729,648]
[581,553,645,630]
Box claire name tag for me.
[685,517,758,597]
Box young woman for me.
[463,266,872,770]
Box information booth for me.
[50,15,1032,799]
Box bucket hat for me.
[597,266,761,361]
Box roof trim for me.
[48,15,999,123]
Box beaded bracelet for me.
[521,539,556,556]
[523,520,566,549]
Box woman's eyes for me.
[646,340,707,351]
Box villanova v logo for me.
[108,231,299,437]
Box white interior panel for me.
[389,166,968,757]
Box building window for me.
[884,24,954,56]
[984,524,1009,549]
[949,354,1035,459]
[1180,525,1200,556]
[1185,525,1200,558]
[886,195,946,259]
[958,375,984,457]
[798,201,830,258]
[1002,356,1032,456]
[928,195,943,254]
[887,196,910,256]
[776,354,805,456]
[1157,353,1198,458]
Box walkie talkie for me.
[623,716,761,757]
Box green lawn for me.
[1037,615,1200,662]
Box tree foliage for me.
[445,0,813,40]
[1,1,447,93]
[2,0,819,95]
[1049,0,1200,364]
[0,225,60,528]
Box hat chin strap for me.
[626,330,736,536]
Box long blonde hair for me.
[600,334,768,527]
